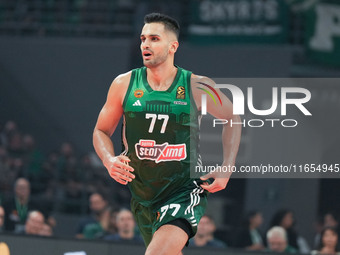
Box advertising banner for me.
[306,1,340,66]
[188,0,289,43]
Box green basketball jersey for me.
[122,66,200,207]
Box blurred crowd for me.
[0,120,340,255]
[0,120,130,210]
[188,210,340,255]
[0,120,130,234]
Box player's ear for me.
[170,41,179,54]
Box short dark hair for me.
[144,13,180,39]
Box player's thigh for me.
[131,199,153,246]
[145,224,187,255]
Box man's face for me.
[15,179,30,200]
[26,212,44,235]
[268,235,287,252]
[197,216,215,237]
[116,210,135,234]
[89,194,107,213]
[140,22,177,68]
[252,213,263,228]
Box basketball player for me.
[93,13,241,255]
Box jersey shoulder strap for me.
[122,67,144,108]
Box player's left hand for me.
[199,164,232,193]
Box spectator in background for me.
[324,213,340,229]
[39,223,53,237]
[267,226,297,253]
[58,142,76,179]
[57,142,85,214]
[83,206,116,239]
[3,178,40,233]
[270,209,298,248]
[312,227,340,255]
[189,215,227,248]
[0,145,14,199]
[40,151,60,202]
[315,212,340,248]
[75,192,109,238]
[270,209,310,253]
[104,209,143,243]
[0,206,5,233]
[323,212,339,233]
[19,210,45,236]
[7,131,24,159]
[22,134,44,193]
[234,210,265,250]
[0,120,18,147]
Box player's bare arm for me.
[93,71,135,185]
[191,74,242,193]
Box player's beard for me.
[143,48,168,68]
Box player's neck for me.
[146,62,177,91]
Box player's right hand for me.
[103,155,135,185]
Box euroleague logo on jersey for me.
[135,139,186,163]
[176,86,185,99]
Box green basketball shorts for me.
[130,180,209,247]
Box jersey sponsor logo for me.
[134,89,144,98]
[176,86,185,99]
[135,139,187,163]
[133,100,142,106]
[173,101,187,105]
